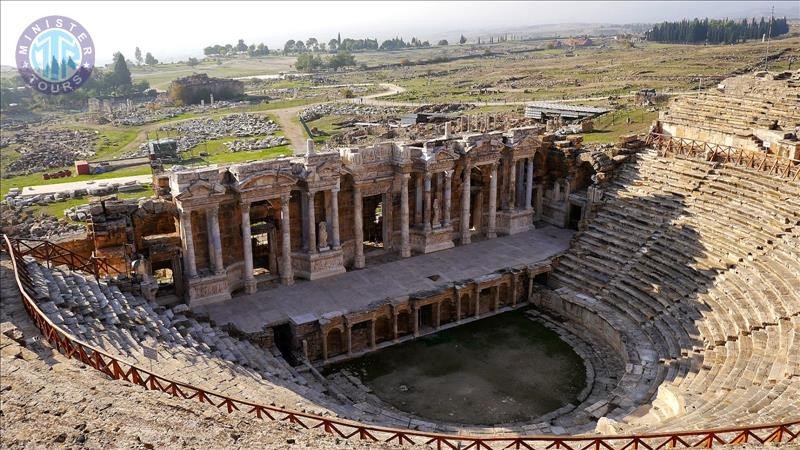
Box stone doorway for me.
[469,167,485,233]
[419,303,435,331]
[363,194,384,250]
[252,221,278,276]
[568,204,582,230]
[250,200,279,279]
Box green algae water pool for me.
[324,310,587,425]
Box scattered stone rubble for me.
[300,103,403,122]
[4,128,97,175]
[4,181,148,209]
[0,204,84,238]
[95,100,251,126]
[225,136,288,152]
[148,113,281,153]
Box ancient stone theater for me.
[3,71,799,448]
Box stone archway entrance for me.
[249,200,280,279]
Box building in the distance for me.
[167,73,244,105]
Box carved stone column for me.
[306,191,317,255]
[516,159,525,209]
[461,164,471,244]
[487,163,498,239]
[280,195,294,285]
[400,174,411,258]
[507,158,516,210]
[535,183,544,221]
[300,192,308,251]
[525,157,534,210]
[370,319,377,349]
[240,202,256,293]
[353,183,365,269]
[382,192,392,250]
[443,170,453,226]
[180,210,197,278]
[207,206,224,274]
[423,172,432,232]
[414,174,423,226]
[330,184,341,249]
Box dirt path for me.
[272,105,309,154]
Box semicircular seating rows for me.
[550,148,800,432]
[13,146,800,441]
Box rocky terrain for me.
[0,204,85,239]
[300,103,404,122]
[4,129,97,176]
[151,113,283,153]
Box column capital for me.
[444,169,454,178]
[281,193,291,203]
[424,171,432,182]
[305,189,316,198]
[207,204,220,214]
[240,201,251,213]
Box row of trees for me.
[204,39,270,57]
[203,34,474,59]
[285,33,469,54]
[133,47,159,65]
[294,51,357,72]
[645,17,789,44]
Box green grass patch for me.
[582,108,657,144]
[92,129,140,160]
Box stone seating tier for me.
[551,148,800,432]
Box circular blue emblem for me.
[15,15,95,95]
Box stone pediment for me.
[236,171,297,191]
[175,179,226,201]
[302,159,341,183]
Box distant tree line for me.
[645,17,789,44]
[294,51,357,72]
[284,33,455,55]
[204,39,270,57]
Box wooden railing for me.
[5,238,124,280]
[2,233,798,449]
[646,133,800,182]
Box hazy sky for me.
[2,1,798,66]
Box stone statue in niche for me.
[432,198,441,227]
[318,221,329,251]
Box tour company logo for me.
[16,15,95,95]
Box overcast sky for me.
[2,1,798,66]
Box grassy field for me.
[582,107,658,143]
[128,56,297,90]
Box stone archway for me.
[396,310,412,336]
[375,315,392,344]
[439,298,456,325]
[499,283,511,307]
[460,293,474,319]
[326,328,345,358]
